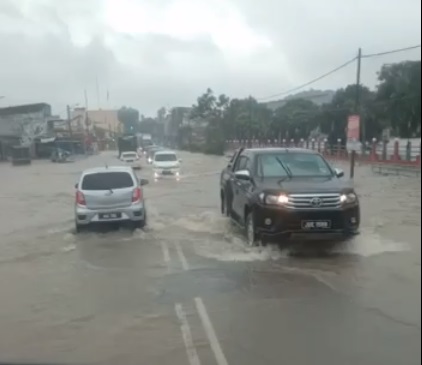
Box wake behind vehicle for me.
[220,147,360,246]
[120,151,142,170]
[153,150,181,179]
[74,166,148,232]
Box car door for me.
[237,156,256,223]
[231,155,249,218]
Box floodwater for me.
[0,151,420,365]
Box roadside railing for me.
[226,138,421,168]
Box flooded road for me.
[0,151,420,365]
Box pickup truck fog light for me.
[350,217,357,224]
[265,218,272,226]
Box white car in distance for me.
[120,151,142,170]
[153,150,181,179]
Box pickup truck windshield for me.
[258,153,332,177]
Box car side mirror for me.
[140,179,149,186]
[234,169,251,181]
[334,168,344,178]
[75,183,78,189]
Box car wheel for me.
[245,212,259,247]
[221,192,231,217]
[75,222,86,233]
[133,212,147,230]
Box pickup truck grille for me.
[287,193,342,209]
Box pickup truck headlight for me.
[260,193,289,205]
[340,193,357,204]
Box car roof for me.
[122,151,137,154]
[81,166,134,175]
[154,150,176,155]
[245,147,319,155]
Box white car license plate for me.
[301,220,331,230]
[99,213,121,220]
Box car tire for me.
[221,192,230,217]
[245,211,259,247]
[75,222,86,233]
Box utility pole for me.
[355,48,364,145]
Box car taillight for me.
[76,191,86,206]
[132,187,142,203]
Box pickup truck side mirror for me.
[234,169,251,181]
[334,168,344,178]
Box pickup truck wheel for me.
[221,193,231,217]
[245,212,259,247]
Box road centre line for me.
[164,241,229,364]
[161,241,171,265]
[195,297,229,365]
[175,303,202,365]
[174,241,190,271]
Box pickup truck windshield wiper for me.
[275,157,293,179]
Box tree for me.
[118,107,140,134]
[190,88,230,154]
[376,61,421,138]
[318,85,378,144]
[273,99,319,141]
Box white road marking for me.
[195,297,229,365]
[175,241,190,271]
[161,241,171,264]
[175,303,202,365]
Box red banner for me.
[347,115,360,140]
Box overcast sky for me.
[0,0,420,117]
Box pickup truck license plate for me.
[99,213,121,220]
[301,220,331,230]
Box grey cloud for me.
[1,0,420,115]
[232,0,421,90]
[0,0,23,18]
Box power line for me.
[362,45,421,59]
[258,56,357,102]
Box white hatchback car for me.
[74,166,148,232]
[120,151,142,170]
[153,150,181,178]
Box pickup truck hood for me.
[154,161,179,169]
[258,177,354,194]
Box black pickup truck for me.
[220,147,360,246]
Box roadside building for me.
[0,103,51,160]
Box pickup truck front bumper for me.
[254,204,360,239]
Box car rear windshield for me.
[81,172,135,190]
[122,152,137,158]
[155,153,177,162]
